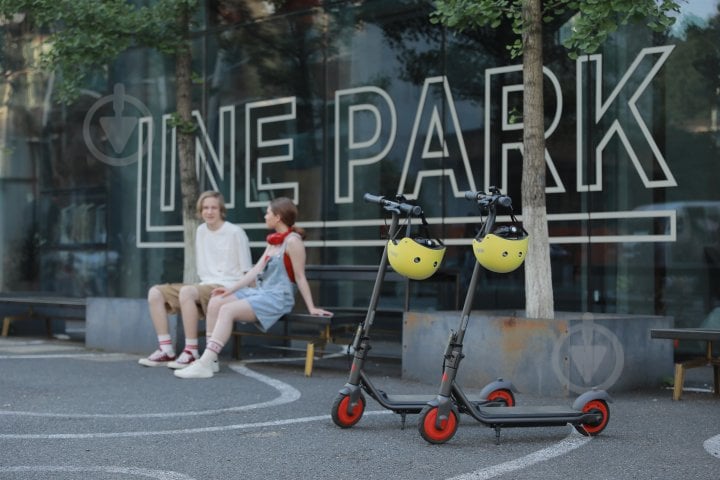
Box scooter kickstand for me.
[494,426,502,445]
[400,413,407,430]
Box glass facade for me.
[1,1,719,329]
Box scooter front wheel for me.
[486,388,515,407]
[418,404,459,444]
[331,392,366,428]
[574,399,610,436]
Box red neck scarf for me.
[264,228,296,283]
[266,228,292,245]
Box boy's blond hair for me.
[196,191,227,220]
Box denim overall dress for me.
[234,233,297,332]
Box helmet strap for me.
[418,212,444,246]
[390,206,444,248]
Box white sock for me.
[158,334,174,356]
[185,338,199,358]
[200,347,220,365]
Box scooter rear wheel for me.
[574,399,610,436]
[331,392,366,428]
[486,388,515,407]
[418,404,459,444]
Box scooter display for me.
[331,193,517,430]
[418,188,612,444]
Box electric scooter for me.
[418,189,612,444]
[331,193,517,430]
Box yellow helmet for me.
[472,226,528,273]
[387,237,446,280]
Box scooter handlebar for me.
[364,193,422,215]
[463,190,512,208]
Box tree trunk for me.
[521,0,554,318]
[176,6,200,284]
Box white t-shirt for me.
[196,221,252,287]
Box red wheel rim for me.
[487,389,514,407]
[581,400,609,435]
[336,395,363,426]
[422,407,457,443]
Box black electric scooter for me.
[417,189,611,444]
[331,193,516,430]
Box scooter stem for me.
[346,211,401,386]
[437,202,494,400]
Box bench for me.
[231,311,364,376]
[650,328,720,400]
[0,294,87,337]
[228,264,463,375]
[229,264,404,376]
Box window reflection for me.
[0,1,718,334]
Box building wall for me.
[0,1,719,334]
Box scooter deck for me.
[478,405,578,417]
[381,392,487,407]
[471,405,588,427]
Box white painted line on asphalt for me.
[0,357,392,439]
[0,345,87,354]
[446,429,592,480]
[0,344,349,364]
[0,465,196,479]
[0,339,49,346]
[704,434,720,459]
[0,352,127,359]
[0,410,391,439]
[0,364,299,418]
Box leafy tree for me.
[0,0,201,282]
[431,0,682,318]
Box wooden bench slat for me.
[650,328,720,342]
[0,296,86,307]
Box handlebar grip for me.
[498,196,512,207]
[464,191,482,200]
[363,193,385,204]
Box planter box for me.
[403,310,673,396]
[86,297,178,354]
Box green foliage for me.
[0,0,198,102]
[431,0,683,58]
[191,71,204,85]
[168,111,197,134]
[431,0,524,56]
[561,0,682,58]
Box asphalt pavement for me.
[0,336,719,480]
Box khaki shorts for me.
[154,283,221,316]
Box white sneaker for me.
[212,360,220,373]
[174,360,214,379]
